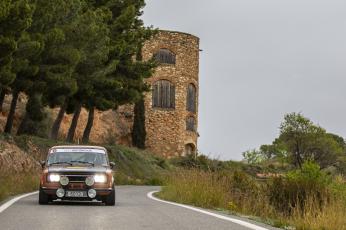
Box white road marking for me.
[0,191,38,214]
[147,191,270,230]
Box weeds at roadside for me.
[0,171,39,202]
[158,163,346,230]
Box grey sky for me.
[142,0,346,160]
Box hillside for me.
[0,94,133,145]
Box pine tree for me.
[66,7,112,142]
[0,0,34,89]
[17,0,82,136]
[2,0,36,134]
[71,0,157,143]
[81,0,156,144]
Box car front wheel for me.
[38,188,51,205]
[103,188,115,206]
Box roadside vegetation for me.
[159,113,346,230]
[0,171,38,202]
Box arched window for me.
[153,49,176,64]
[152,80,175,109]
[186,84,197,113]
[186,116,196,131]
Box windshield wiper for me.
[70,161,94,166]
[49,162,73,166]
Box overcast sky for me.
[142,0,346,160]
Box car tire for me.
[104,187,115,206]
[38,188,50,205]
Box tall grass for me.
[289,195,346,230]
[160,170,231,209]
[0,171,39,202]
[159,168,346,230]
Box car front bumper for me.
[41,187,114,200]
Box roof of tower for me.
[158,29,200,41]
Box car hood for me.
[48,165,108,174]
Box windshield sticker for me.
[50,148,106,154]
[66,166,88,169]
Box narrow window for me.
[187,84,196,113]
[186,116,196,131]
[153,49,176,64]
[152,80,175,109]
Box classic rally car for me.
[39,145,115,205]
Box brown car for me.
[39,145,115,205]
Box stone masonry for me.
[141,30,200,157]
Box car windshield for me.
[47,151,108,166]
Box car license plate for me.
[65,191,87,198]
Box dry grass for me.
[159,169,346,230]
[288,195,346,230]
[0,171,39,202]
[160,170,230,209]
[159,170,277,223]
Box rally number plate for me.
[65,190,87,198]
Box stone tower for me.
[141,30,200,157]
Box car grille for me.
[66,175,89,183]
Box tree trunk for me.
[82,107,95,144]
[0,90,6,112]
[4,91,19,134]
[66,103,82,142]
[50,102,67,140]
[17,93,45,136]
[132,98,146,149]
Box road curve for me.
[0,186,279,230]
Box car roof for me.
[50,145,107,151]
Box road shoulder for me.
[148,191,282,230]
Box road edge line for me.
[0,191,38,214]
[147,191,269,230]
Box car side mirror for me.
[110,162,115,169]
[40,160,46,168]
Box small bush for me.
[106,145,170,185]
[170,154,225,171]
[269,162,331,215]
[145,177,164,186]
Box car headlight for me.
[49,174,60,182]
[85,176,95,186]
[88,189,97,198]
[60,176,69,186]
[94,174,107,183]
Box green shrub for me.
[269,161,331,215]
[170,154,225,171]
[106,145,170,185]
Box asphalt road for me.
[0,186,279,230]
